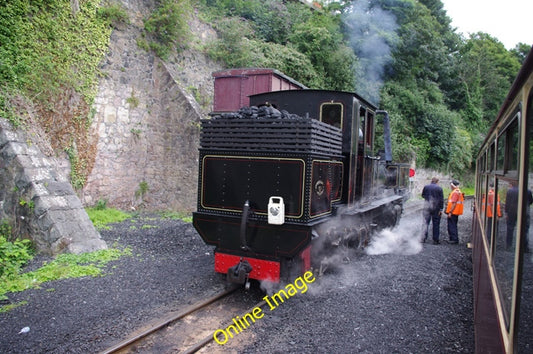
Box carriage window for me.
[493,179,517,328]
[479,174,487,239]
[506,118,519,172]
[360,112,365,146]
[497,135,505,171]
[483,177,500,245]
[321,103,343,129]
[476,154,485,215]
[489,142,495,171]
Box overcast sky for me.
[440,0,532,49]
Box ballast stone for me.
[0,118,106,255]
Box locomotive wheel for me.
[388,204,402,227]
[280,257,303,283]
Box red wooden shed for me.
[212,68,306,113]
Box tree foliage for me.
[0,0,528,182]
[511,43,532,64]
[289,15,356,90]
[187,0,526,176]
[200,0,357,90]
[0,0,115,188]
[0,0,112,103]
[451,33,521,130]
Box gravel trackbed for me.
[0,201,474,353]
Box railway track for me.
[99,285,265,354]
[99,199,441,354]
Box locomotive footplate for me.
[214,251,282,283]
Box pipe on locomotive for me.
[240,200,252,251]
[376,110,392,163]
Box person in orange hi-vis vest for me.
[445,180,464,244]
[483,183,501,241]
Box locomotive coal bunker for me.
[193,69,409,286]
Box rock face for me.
[0,118,106,255]
[82,2,221,212]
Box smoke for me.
[259,279,277,296]
[343,0,399,104]
[365,215,423,256]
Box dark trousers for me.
[506,216,530,249]
[506,217,516,249]
[486,217,496,242]
[447,215,459,242]
[423,209,441,241]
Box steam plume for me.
[343,0,399,104]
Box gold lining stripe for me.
[200,154,306,218]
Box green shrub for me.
[135,181,149,200]
[206,17,257,68]
[0,221,12,240]
[143,0,191,59]
[0,235,33,279]
[95,199,108,210]
[256,41,323,88]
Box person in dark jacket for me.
[505,181,533,251]
[421,177,444,244]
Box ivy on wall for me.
[0,0,118,189]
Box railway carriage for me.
[472,47,533,353]
[193,68,409,286]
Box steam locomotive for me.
[193,68,409,286]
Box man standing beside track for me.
[445,180,464,244]
[421,177,444,244]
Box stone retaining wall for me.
[0,118,106,254]
[81,4,220,212]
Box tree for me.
[289,12,357,90]
[511,43,532,65]
[452,33,521,131]
[372,0,460,169]
[389,1,451,84]
[448,126,473,174]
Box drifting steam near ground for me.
[365,215,423,255]
[259,210,425,295]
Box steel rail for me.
[181,299,268,354]
[100,285,240,354]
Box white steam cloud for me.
[343,0,399,104]
[365,216,423,255]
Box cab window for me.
[320,103,343,129]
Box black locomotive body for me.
[193,69,409,285]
